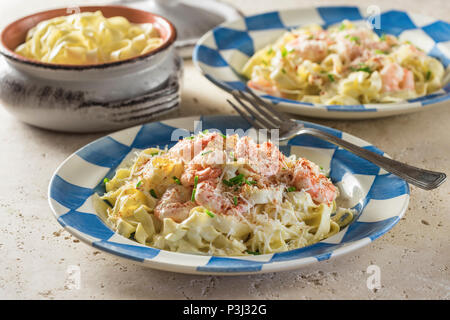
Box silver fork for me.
[227,89,446,190]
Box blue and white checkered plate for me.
[193,6,450,119]
[48,115,409,275]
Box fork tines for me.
[227,89,289,130]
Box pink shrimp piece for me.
[194,180,233,214]
[168,132,221,163]
[285,38,328,62]
[402,69,415,90]
[194,180,250,215]
[380,63,415,92]
[235,136,258,163]
[408,44,425,56]
[235,137,285,178]
[258,141,286,177]
[180,149,226,186]
[292,158,336,204]
[154,185,195,222]
[315,30,332,43]
[247,79,282,97]
[367,40,391,52]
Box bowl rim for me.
[0,5,177,70]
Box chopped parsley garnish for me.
[223,174,248,187]
[351,65,372,73]
[205,209,215,218]
[267,48,273,55]
[374,49,386,55]
[202,129,209,134]
[201,150,213,156]
[150,189,158,198]
[220,133,227,139]
[339,23,346,31]
[136,181,142,188]
[327,73,335,82]
[357,66,371,73]
[222,179,233,187]
[191,176,199,202]
[286,186,297,192]
[380,33,386,41]
[350,36,360,43]
[246,250,261,255]
[173,176,181,185]
[103,177,109,184]
[245,180,257,186]
[233,196,238,206]
[150,151,159,156]
[281,47,288,57]
[229,174,244,185]
[426,71,432,81]
[184,135,195,140]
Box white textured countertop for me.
[0,0,449,299]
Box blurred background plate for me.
[193,6,450,119]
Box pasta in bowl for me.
[96,131,354,256]
[0,5,176,67]
[14,10,164,65]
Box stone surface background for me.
[0,0,448,299]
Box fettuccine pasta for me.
[15,10,163,65]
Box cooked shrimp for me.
[194,180,249,215]
[154,185,195,222]
[380,63,415,92]
[285,38,328,62]
[180,149,225,186]
[292,158,336,204]
[194,180,232,213]
[248,79,282,97]
[235,137,285,178]
[168,132,222,163]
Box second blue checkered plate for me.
[193,6,450,119]
[48,115,409,275]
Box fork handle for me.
[300,128,446,190]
